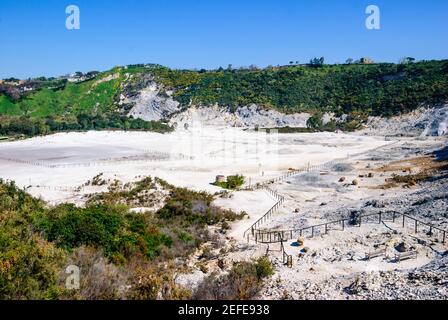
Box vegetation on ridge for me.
[1,60,447,137]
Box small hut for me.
[215,175,226,184]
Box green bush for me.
[214,175,245,190]
[33,203,172,262]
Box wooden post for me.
[359,216,362,227]
[325,224,328,234]
[402,215,405,228]
[287,256,293,268]
[415,220,418,234]
[392,212,396,223]
[379,213,382,224]
[342,220,345,231]
[443,231,446,244]
[311,227,314,238]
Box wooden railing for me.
[242,158,347,241]
[243,195,284,240]
[254,211,447,245]
[280,241,293,268]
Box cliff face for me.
[362,105,448,137]
[168,104,310,129]
[125,82,180,122]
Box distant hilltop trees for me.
[1,59,447,137]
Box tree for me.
[346,58,354,64]
[306,114,323,130]
[399,57,416,64]
[309,57,325,67]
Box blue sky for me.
[0,0,447,78]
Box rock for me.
[217,259,226,270]
[301,247,310,253]
[352,179,359,186]
[395,242,407,253]
[297,236,305,246]
[339,177,346,182]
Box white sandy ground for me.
[0,128,389,206]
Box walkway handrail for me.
[254,211,447,244]
[242,157,348,241]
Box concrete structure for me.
[215,175,226,183]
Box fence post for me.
[415,220,418,234]
[443,231,446,244]
[311,227,314,238]
[392,212,396,223]
[325,224,328,234]
[379,213,382,224]
[359,216,362,227]
[402,215,405,228]
[342,220,345,231]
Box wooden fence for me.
[0,151,191,169]
[254,211,447,245]
[242,157,347,241]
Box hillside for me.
[1,60,447,137]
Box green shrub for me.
[214,175,245,190]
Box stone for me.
[297,236,305,246]
[395,242,407,253]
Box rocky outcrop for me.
[126,82,180,122]
[170,104,310,129]
[363,105,448,137]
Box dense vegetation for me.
[1,60,446,137]
[0,113,173,137]
[0,177,247,299]
[152,60,448,117]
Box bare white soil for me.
[0,128,388,206]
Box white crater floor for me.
[0,128,390,204]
